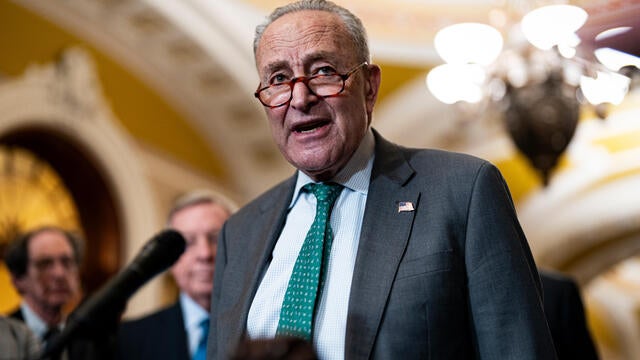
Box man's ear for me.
[364,64,381,116]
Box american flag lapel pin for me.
[397,201,415,213]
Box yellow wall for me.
[0,264,20,313]
[0,1,232,313]
[0,1,227,181]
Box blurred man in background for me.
[116,190,234,360]
[4,226,82,349]
[540,270,600,359]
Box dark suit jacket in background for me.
[115,302,189,360]
[9,307,25,322]
[541,271,600,360]
[209,130,557,360]
[10,305,116,360]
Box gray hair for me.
[166,189,237,226]
[253,0,370,64]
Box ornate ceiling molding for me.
[15,0,292,200]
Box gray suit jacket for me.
[209,131,557,359]
[0,316,41,360]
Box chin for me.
[193,282,213,292]
[292,157,334,174]
[287,148,335,168]
[191,291,212,302]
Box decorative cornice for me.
[14,0,291,200]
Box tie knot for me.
[304,182,343,205]
[43,326,61,341]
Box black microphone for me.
[40,229,186,359]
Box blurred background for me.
[0,0,639,358]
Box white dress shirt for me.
[20,302,57,339]
[247,129,375,360]
[179,292,209,357]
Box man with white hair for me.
[116,190,234,360]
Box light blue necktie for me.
[276,182,343,341]
[193,318,209,360]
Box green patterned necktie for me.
[276,182,344,341]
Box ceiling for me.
[577,0,640,59]
[6,0,640,200]
[240,0,640,64]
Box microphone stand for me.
[40,297,127,360]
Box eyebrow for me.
[262,61,288,76]
[261,51,341,78]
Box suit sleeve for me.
[464,163,557,359]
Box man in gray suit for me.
[209,1,556,359]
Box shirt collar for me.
[20,302,51,338]
[179,292,209,330]
[289,128,375,208]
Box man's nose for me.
[49,260,70,276]
[289,79,318,110]
[194,237,215,259]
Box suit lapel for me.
[225,175,297,349]
[171,303,190,360]
[9,308,24,322]
[345,133,418,359]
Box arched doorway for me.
[0,128,121,305]
[0,47,161,316]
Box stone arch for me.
[520,172,640,285]
[1,127,121,296]
[0,47,163,312]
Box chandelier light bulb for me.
[558,45,577,59]
[594,47,640,71]
[521,5,588,50]
[595,27,632,42]
[434,23,503,65]
[580,71,630,105]
[426,63,486,104]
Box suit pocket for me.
[396,250,453,280]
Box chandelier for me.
[426,4,640,185]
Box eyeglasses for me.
[30,255,77,272]
[254,62,368,108]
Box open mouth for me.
[293,120,330,133]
